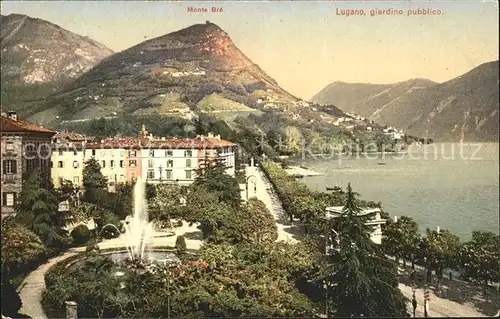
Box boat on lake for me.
[378,161,386,165]
[326,185,343,192]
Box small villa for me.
[325,206,387,244]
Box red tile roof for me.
[85,136,236,150]
[153,137,235,149]
[0,116,56,134]
[86,137,142,149]
[54,131,87,141]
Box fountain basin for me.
[103,249,181,266]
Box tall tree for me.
[382,216,421,266]
[15,169,68,250]
[148,184,182,222]
[82,158,108,204]
[421,228,460,289]
[459,231,499,297]
[318,183,409,317]
[182,185,232,241]
[193,155,241,208]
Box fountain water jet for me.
[124,176,154,261]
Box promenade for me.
[247,163,498,317]
[245,165,298,243]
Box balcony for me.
[2,151,18,158]
[1,174,17,184]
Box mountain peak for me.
[28,21,301,123]
[148,21,234,58]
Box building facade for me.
[82,126,236,188]
[51,131,88,188]
[325,206,387,245]
[1,112,56,216]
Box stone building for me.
[1,111,56,217]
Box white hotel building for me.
[54,126,237,189]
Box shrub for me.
[101,225,120,239]
[1,274,22,317]
[175,220,184,227]
[175,235,187,253]
[70,225,92,246]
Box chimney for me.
[7,111,17,121]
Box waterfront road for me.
[245,165,298,243]
[247,164,497,317]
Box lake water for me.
[296,143,499,240]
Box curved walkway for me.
[16,222,203,319]
[18,248,84,319]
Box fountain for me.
[98,176,180,267]
[124,176,154,261]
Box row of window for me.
[5,142,223,158]
[87,150,194,157]
[147,159,191,168]
[5,142,50,153]
[146,169,192,180]
[52,159,194,169]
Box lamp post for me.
[245,175,257,200]
[412,287,417,318]
[423,256,429,318]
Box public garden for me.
[1,157,499,318]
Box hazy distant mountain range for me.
[0,13,113,113]
[312,61,499,142]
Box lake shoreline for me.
[284,166,324,177]
[294,143,499,240]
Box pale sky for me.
[1,1,498,99]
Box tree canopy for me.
[15,168,68,250]
[318,183,409,317]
